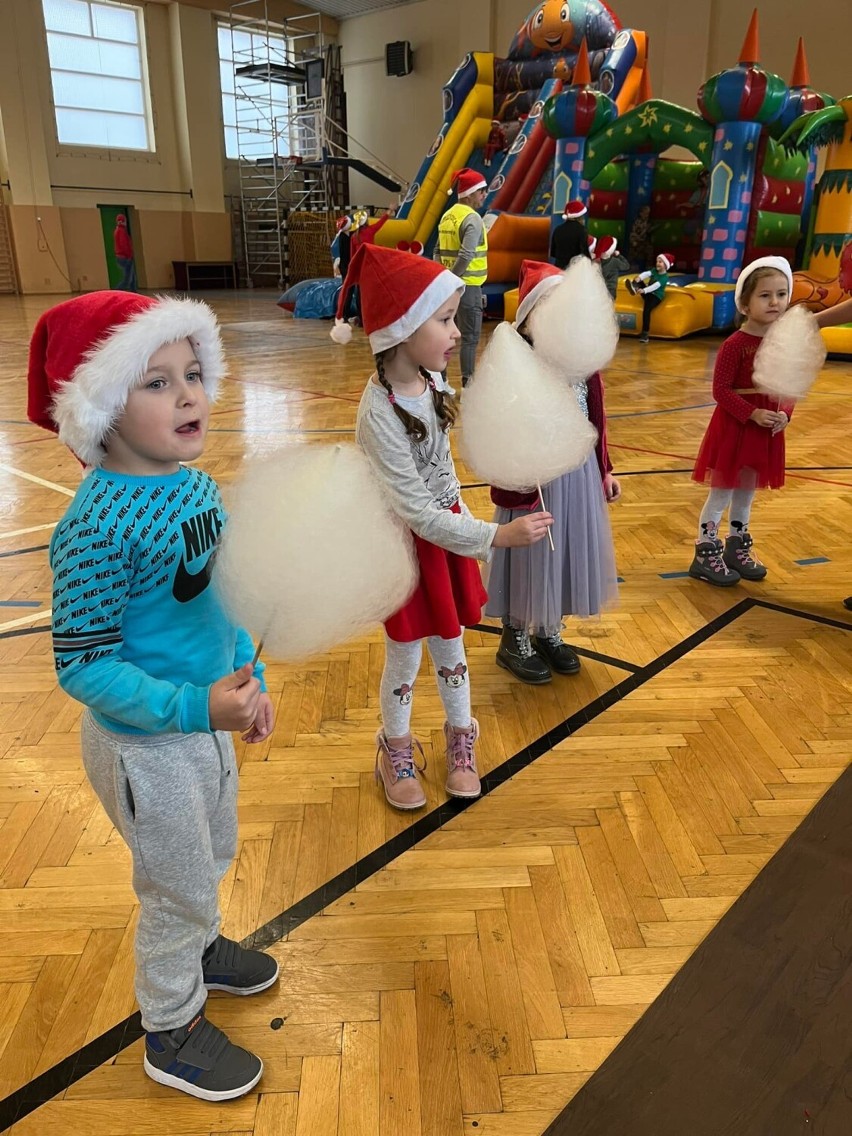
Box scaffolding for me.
[228,0,408,289]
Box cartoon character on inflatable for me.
[509,0,620,58]
[792,240,852,314]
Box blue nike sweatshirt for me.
[49,465,264,735]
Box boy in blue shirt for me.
[29,291,277,1102]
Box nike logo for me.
[172,556,212,604]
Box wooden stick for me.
[252,638,265,667]
[536,481,555,552]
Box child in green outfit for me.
[627,252,674,342]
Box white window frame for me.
[218,21,293,163]
[42,0,155,155]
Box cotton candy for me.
[215,444,417,661]
[459,322,597,491]
[753,304,826,400]
[528,255,619,380]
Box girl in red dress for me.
[690,257,795,586]
[332,245,552,809]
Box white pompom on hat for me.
[734,255,794,313]
[27,291,225,468]
[329,243,464,353]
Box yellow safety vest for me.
[437,203,488,286]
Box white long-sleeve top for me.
[356,379,497,561]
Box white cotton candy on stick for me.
[752,304,827,401]
[528,255,619,381]
[459,322,598,491]
[215,444,417,662]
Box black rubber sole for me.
[688,567,741,588]
[495,653,552,685]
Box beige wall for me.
[0,0,235,292]
[341,0,851,204]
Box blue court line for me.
[795,557,830,566]
[659,571,692,579]
[0,600,43,607]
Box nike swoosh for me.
[172,556,212,604]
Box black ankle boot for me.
[496,625,551,684]
[531,633,581,675]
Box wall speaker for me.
[385,41,413,77]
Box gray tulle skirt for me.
[484,453,619,632]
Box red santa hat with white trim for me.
[514,259,565,328]
[656,251,675,271]
[27,291,225,468]
[329,243,464,352]
[596,235,619,260]
[448,168,487,199]
[563,199,588,219]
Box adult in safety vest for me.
[434,168,488,387]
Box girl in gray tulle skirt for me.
[484,264,620,683]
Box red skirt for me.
[692,402,786,490]
[385,504,487,643]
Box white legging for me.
[380,632,471,737]
[698,487,756,540]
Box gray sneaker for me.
[144,1010,262,1101]
[202,934,279,995]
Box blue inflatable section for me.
[278,278,342,320]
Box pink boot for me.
[443,719,481,799]
[375,732,427,810]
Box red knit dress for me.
[692,330,794,491]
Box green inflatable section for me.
[584,100,714,182]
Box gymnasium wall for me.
[341,0,851,206]
[0,0,291,293]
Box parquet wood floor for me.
[0,291,850,1134]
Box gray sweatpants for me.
[456,284,483,379]
[81,712,238,1033]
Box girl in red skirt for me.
[332,245,552,809]
[690,257,795,586]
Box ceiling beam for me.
[144,0,339,36]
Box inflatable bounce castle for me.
[367,3,852,351]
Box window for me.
[42,0,152,151]
[218,25,291,161]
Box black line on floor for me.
[0,594,846,1130]
[0,544,50,559]
[750,598,852,633]
[0,625,50,642]
[468,622,642,673]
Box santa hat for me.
[514,259,564,328]
[596,235,618,260]
[563,199,588,220]
[336,215,353,233]
[27,291,224,468]
[329,244,463,353]
[734,255,793,312]
[448,168,487,199]
[587,235,597,256]
[115,214,127,227]
[656,251,675,271]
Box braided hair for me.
[375,351,458,442]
